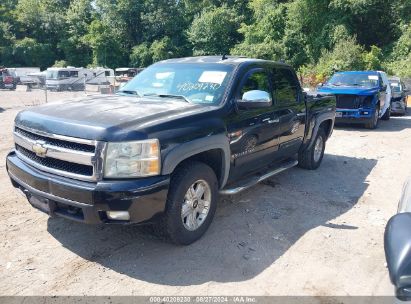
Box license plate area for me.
[335,112,343,118]
[29,195,50,214]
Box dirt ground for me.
[0,87,410,296]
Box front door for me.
[378,74,387,114]
[227,68,282,179]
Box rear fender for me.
[304,112,335,151]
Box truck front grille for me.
[13,125,106,181]
[336,95,363,109]
[16,145,94,176]
[16,127,95,153]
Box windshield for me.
[46,70,71,79]
[119,63,234,105]
[389,81,402,93]
[46,70,58,79]
[326,73,380,88]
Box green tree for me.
[385,24,411,77]
[129,43,152,68]
[232,1,287,60]
[15,0,69,44]
[85,20,127,68]
[188,5,243,55]
[59,0,92,67]
[12,37,55,68]
[150,37,175,62]
[301,36,365,81]
[363,45,382,70]
[53,59,68,67]
[330,0,398,49]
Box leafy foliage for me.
[188,5,243,56]
[0,0,409,79]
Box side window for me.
[240,70,271,98]
[105,71,110,76]
[272,68,298,104]
[69,71,78,78]
[58,71,70,78]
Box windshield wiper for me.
[118,90,141,97]
[143,93,191,103]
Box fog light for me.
[106,211,130,221]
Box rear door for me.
[271,66,306,156]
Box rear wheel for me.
[160,161,218,245]
[365,105,380,129]
[298,128,326,170]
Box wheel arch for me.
[161,134,231,189]
[319,119,334,139]
[304,112,335,151]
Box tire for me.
[365,105,380,129]
[298,128,326,170]
[381,105,391,120]
[160,161,218,245]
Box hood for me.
[15,95,217,141]
[318,86,379,96]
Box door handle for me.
[263,118,279,124]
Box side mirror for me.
[237,90,272,109]
[385,213,411,301]
[381,84,388,92]
[317,83,323,87]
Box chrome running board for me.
[219,160,298,195]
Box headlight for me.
[104,139,160,178]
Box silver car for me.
[389,77,408,115]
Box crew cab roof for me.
[158,56,291,68]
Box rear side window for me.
[105,71,110,76]
[70,71,78,78]
[272,68,298,104]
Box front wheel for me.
[298,128,326,170]
[365,105,380,129]
[381,105,391,120]
[161,161,218,245]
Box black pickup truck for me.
[6,56,336,245]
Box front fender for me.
[161,134,231,188]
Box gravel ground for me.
[0,87,410,296]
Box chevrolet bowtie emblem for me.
[32,140,47,157]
